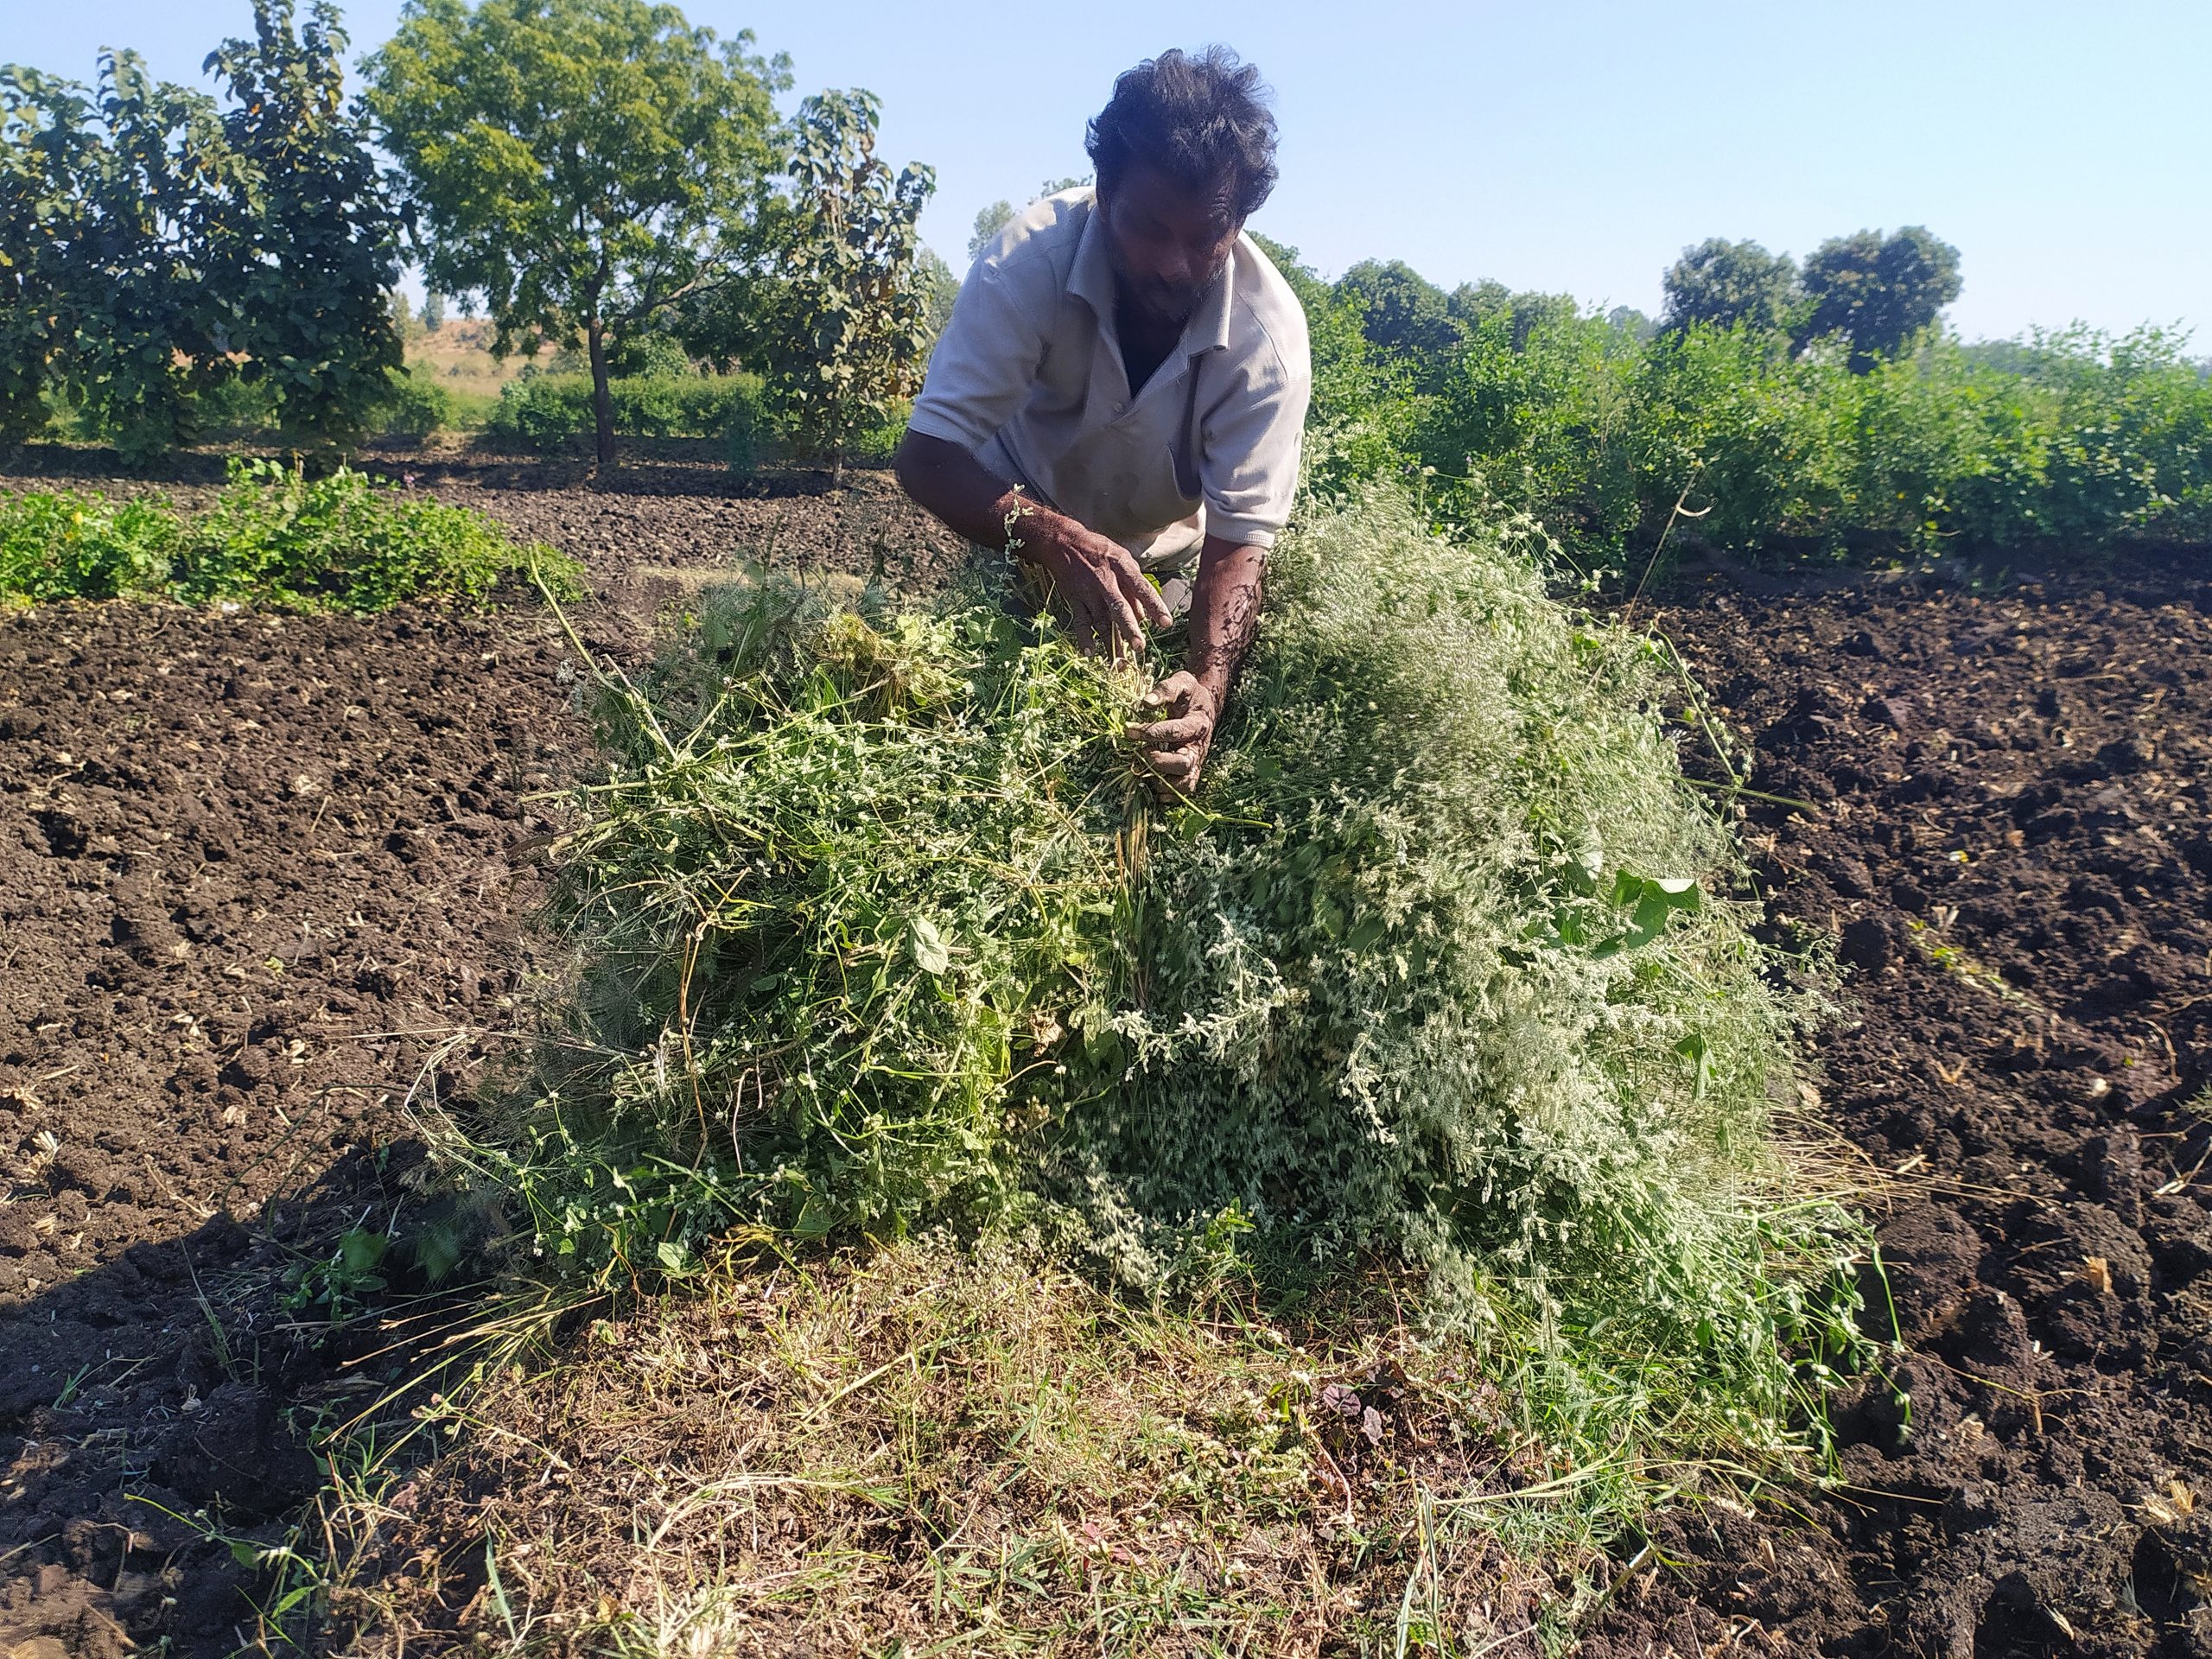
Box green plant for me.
[1799,226,1962,371]
[1660,238,1802,337]
[0,3,404,461]
[747,90,936,480]
[283,1226,393,1322]
[425,490,1872,1489]
[0,457,578,609]
[200,2,409,450]
[1250,234,1422,503]
[439,584,1141,1279]
[486,371,764,453]
[369,365,453,441]
[367,0,787,469]
[0,489,186,600]
[188,457,574,609]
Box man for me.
[894,47,1310,792]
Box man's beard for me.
[1110,247,1215,330]
[1124,276,1202,327]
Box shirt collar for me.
[1069,197,1236,361]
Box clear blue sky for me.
[10,0,2209,342]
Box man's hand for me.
[893,430,1171,656]
[1128,670,1221,796]
[1018,511,1173,656]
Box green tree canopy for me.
[0,57,231,453]
[1335,258,1459,363]
[203,1,406,449]
[366,0,786,468]
[1660,238,1801,337]
[747,89,935,480]
[1799,226,1962,370]
[966,200,1013,263]
[2,2,400,459]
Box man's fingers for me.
[1107,594,1147,655]
[1127,715,1211,748]
[1082,567,1144,654]
[1147,747,1199,779]
[1141,671,1201,712]
[1118,561,1174,630]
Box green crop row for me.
[0,458,577,611]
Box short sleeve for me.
[906,257,1052,452]
[1198,326,1312,549]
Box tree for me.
[1606,305,1657,340]
[1336,259,1458,362]
[1446,278,1512,329]
[0,56,236,456]
[421,288,446,330]
[1660,238,1800,337]
[965,178,1088,265]
[915,245,957,341]
[203,1,405,449]
[967,200,1013,263]
[0,66,107,446]
[1799,226,1961,370]
[3,3,402,460]
[366,0,785,469]
[750,89,934,481]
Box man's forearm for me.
[894,429,1058,555]
[1185,535,1267,701]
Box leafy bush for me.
[1318,302,2212,561]
[2,5,404,461]
[369,366,454,442]
[0,491,186,601]
[193,377,284,440]
[432,491,1869,1469]
[0,458,575,609]
[486,372,765,454]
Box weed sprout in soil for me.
[427,487,1875,1501]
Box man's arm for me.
[1128,534,1265,792]
[894,429,1171,652]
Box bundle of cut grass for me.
[443,488,1868,1464]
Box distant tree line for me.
[3,0,950,470]
[1265,232,2210,560]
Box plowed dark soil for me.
[4,447,2209,1656]
[1587,556,2212,1659]
[0,598,588,1650]
[0,448,952,1654]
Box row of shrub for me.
[0,459,575,611]
[32,363,912,473]
[1272,239,2212,563]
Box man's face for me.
[1097,158,1243,330]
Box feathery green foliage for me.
[435,492,1871,1479]
[467,584,1142,1274]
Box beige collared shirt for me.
[907,189,1311,569]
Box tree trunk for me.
[587,313,615,474]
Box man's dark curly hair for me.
[1086,47,1279,222]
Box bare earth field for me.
[2,448,2208,1656]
